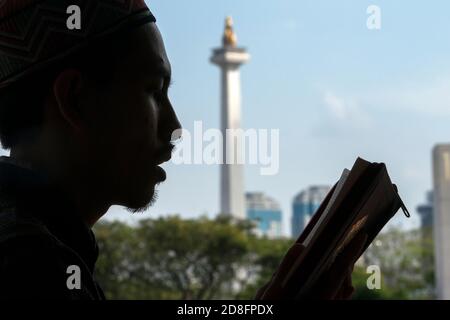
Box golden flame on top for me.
[223,16,237,47]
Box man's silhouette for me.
[0,1,361,299]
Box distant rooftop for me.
[246,192,281,211]
[293,185,331,204]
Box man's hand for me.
[255,233,368,300]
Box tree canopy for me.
[93,217,434,300]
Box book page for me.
[302,169,350,247]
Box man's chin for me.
[120,168,165,213]
[124,187,159,214]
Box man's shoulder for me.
[0,210,68,272]
[0,210,55,245]
[0,211,98,299]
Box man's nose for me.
[161,100,182,144]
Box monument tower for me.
[211,17,250,219]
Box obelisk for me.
[433,144,450,299]
[211,17,250,219]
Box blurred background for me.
[2,0,448,299]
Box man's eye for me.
[153,90,166,102]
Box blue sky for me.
[3,0,450,235]
[132,0,450,234]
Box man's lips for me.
[154,146,173,182]
[155,145,174,166]
[155,165,167,182]
[155,152,172,166]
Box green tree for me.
[352,227,435,300]
[95,216,262,299]
[95,218,434,300]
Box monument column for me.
[211,17,250,219]
[433,144,450,299]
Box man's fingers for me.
[259,233,366,300]
[266,243,304,283]
[255,282,270,300]
[317,233,368,299]
[329,233,367,286]
[257,243,305,300]
[335,233,368,270]
[273,243,305,282]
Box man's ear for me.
[52,69,84,131]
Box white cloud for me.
[324,92,347,120]
[322,92,372,129]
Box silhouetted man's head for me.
[0,3,181,222]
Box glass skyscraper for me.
[245,192,282,238]
[291,186,331,238]
[417,191,434,229]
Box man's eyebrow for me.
[146,59,171,79]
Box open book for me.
[282,157,410,299]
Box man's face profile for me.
[78,23,181,213]
[27,22,182,219]
[0,2,188,301]
[0,2,182,224]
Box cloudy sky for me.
[3,0,450,235]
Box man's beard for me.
[125,187,159,214]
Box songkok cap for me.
[0,0,156,89]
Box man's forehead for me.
[0,0,156,89]
[137,25,171,78]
